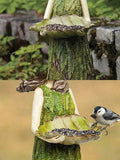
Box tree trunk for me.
[47,0,94,80]
[32,0,93,159]
[33,138,81,160]
[32,85,81,160]
[48,36,93,80]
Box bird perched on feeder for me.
[91,106,120,126]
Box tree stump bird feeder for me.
[30,0,94,80]
[29,0,98,159]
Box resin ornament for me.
[30,15,92,38]
[35,114,104,145]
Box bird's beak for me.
[91,114,96,119]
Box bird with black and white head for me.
[91,106,120,126]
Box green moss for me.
[33,137,81,160]
[32,86,81,160]
[53,0,82,16]
[40,85,75,124]
[48,37,93,80]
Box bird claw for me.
[101,126,109,136]
[91,123,109,136]
[104,128,108,136]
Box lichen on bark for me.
[33,137,81,160]
[46,0,94,80]
[48,36,93,80]
[53,0,82,16]
[32,85,81,160]
[32,0,93,159]
[40,85,75,124]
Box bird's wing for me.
[103,110,120,120]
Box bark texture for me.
[53,0,82,16]
[32,0,92,159]
[32,86,81,160]
[48,36,93,80]
[47,0,94,80]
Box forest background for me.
[0,0,120,80]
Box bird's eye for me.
[98,110,101,113]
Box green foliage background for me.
[0,36,47,79]
[0,0,47,14]
[88,0,120,20]
[0,0,119,79]
[0,0,119,20]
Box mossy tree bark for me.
[47,0,94,80]
[32,86,81,160]
[48,36,93,80]
[32,0,93,159]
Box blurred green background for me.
[0,0,120,80]
[0,80,120,160]
[0,0,120,20]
